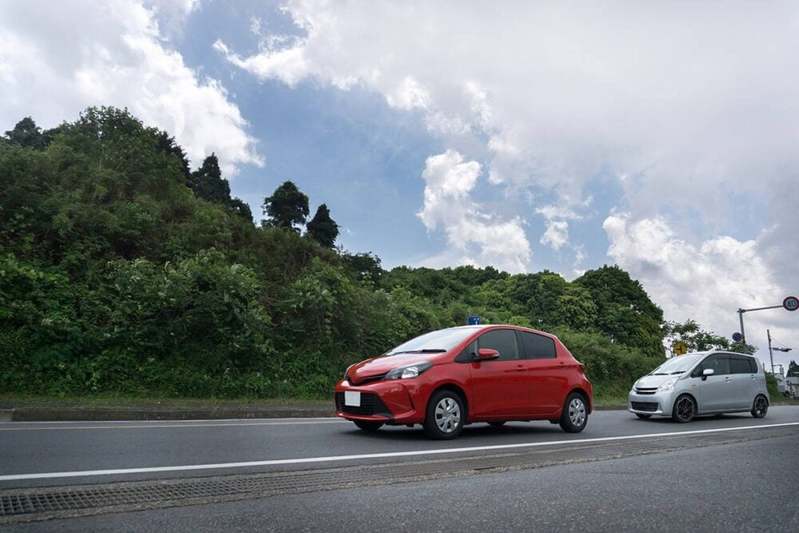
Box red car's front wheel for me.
[424,390,465,439]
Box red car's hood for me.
[347,354,441,385]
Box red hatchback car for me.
[335,325,593,439]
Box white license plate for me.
[344,391,361,407]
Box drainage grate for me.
[1,426,795,523]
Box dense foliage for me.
[0,108,738,400]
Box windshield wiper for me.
[388,349,446,355]
[670,371,685,375]
[651,372,668,375]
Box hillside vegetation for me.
[0,108,740,401]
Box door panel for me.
[468,329,529,418]
[516,331,563,416]
[728,356,758,409]
[524,359,567,415]
[694,354,732,412]
[469,360,531,417]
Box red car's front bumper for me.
[334,379,427,425]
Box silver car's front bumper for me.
[628,390,678,417]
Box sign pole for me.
[738,309,746,345]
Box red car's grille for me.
[335,392,392,417]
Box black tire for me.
[488,421,506,428]
[353,420,384,432]
[751,395,768,418]
[424,389,465,440]
[635,413,651,420]
[559,392,589,433]
[672,394,696,423]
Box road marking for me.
[2,421,798,482]
[0,419,346,431]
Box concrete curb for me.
[9,406,335,422]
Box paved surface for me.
[2,407,799,530]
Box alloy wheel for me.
[753,396,768,418]
[676,396,695,422]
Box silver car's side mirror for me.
[701,368,715,381]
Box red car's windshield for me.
[384,327,481,356]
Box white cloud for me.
[535,204,583,251]
[539,220,569,251]
[604,214,796,362]
[219,0,799,205]
[0,0,262,176]
[417,150,531,273]
[219,1,799,348]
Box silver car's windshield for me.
[385,327,480,356]
[650,354,704,375]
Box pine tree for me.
[189,154,231,204]
[306,204,339,247]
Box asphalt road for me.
[2,407,799,530]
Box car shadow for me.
[342,421,565,441]
[631,413,752,425]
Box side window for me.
[749,358,759,373]
[517,331,556,359]
[455,341,477,363]
[697,354,731,375]
[478,329,519,361]
[730,357,754,374]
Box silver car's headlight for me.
[658,377,679,392]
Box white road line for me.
[0,419,346,431]
[0,416,339,425]
[2,421,798,482]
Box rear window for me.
[478,329,519,360]
[730,356,756,374]
[517,331,556,359]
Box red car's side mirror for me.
[477,348,500,360]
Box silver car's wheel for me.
[672,394,696,423]
[751,395,768,418]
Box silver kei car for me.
[628,351,769,423]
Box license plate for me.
[344,391,361,407]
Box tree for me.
[188,154,230,204]
[306,204,339,247]
[575,265,665,356]
[4,117,47,149]
[155,131,190,179]
[662,320,731,353]
[228,198,253,223]
[343,252,383,283]
[262,181,309,231]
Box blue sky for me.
[1,0,796,362]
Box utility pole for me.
[767,329,774,375]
